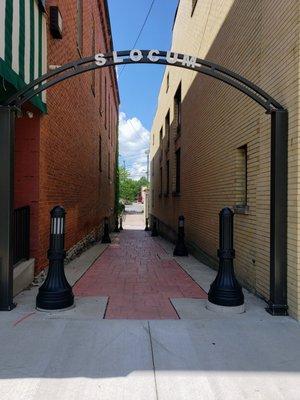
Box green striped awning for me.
[0,0,47,112]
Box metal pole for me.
[266,109,288,315]
[0,107,16,310]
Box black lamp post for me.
[119,216,123,230]
[114,216,120,233]
[145,217,150,231]
[151,217,158,237]
[173,215,188,256]
[101,217,111,243]
[36,206,74,310]
[208,207,244,309]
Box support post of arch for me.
[267,109,288,315]
[0,106,16,310]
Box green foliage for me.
[119,166,149,203]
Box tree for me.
[119,167,149,203]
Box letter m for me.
[181,55,197,68]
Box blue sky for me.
[108,0,178,179]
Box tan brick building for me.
[150,0,300,319]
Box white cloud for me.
[118,111,150,180]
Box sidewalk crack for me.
[147,321,159,400]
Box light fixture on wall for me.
[50,6,63,39]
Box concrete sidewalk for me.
[0,212,300,399]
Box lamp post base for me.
[206,300,245,314]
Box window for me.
[159,127,163,145]
[99,72,103,114]
[76,0,83,54]
[104,76,107,129]
[166,160,170,195]
[99,135,102,172]
[165,110,170,148]
[151,160,154,177]
[108,152,111,179]
[235,145,248,210]
[152,132,155,146]
[174,83,182,136]
[160,167,163,196]
[175,148,181,194]
[166,72,170,92]
[108,96,111,139]
[91,18,95,96]
[192,0,198,16]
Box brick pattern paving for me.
[74,213,207,319]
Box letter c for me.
[148,49,160,62]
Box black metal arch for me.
[0,50,288,316]
[4,50,284,112]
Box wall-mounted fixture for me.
[50,6,63,39]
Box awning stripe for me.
[19,0,25,81]
[29,0,35,82]
[0,2,6,59]
[12,0,19,73]
[24,0,30,83]
[4,0,13,67]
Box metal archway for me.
[0,50,288,315]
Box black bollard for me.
[101,217,111,243]
[145,217,150,231]
[36,206,74,310]
[119,216,123,230]
[151,217,158,237]
[173,215,188,256]
[208,207,244,308]
[114,216,120,233]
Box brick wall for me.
[34,0,119,270]
[150,0,300,319]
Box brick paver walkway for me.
[74,212,207,319]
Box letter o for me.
[130,49,143,62]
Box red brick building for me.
[12,0,119,278]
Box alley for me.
[1,213,300,400]
[74,212,207,319]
